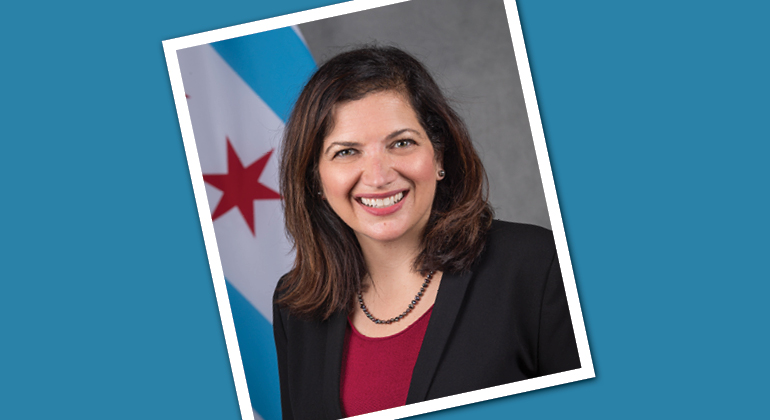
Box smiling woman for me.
[274,46,580,419]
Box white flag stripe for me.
[178,44,295,323]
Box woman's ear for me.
[434,151,444,180]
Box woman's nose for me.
[360,152,396,188]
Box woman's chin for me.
[354,222,415,245]
[356,229,405,244]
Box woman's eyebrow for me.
[386,128,422,140]
[324,141,360,155]
[323,129,422,154]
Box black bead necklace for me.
[357,271,434,324]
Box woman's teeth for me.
[360,192,404,208]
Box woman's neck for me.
[350,230,442,338]
[356,233,423,294]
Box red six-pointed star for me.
[202,138,281,235]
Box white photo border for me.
[163,1,595,419]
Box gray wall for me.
[299,0,550,229]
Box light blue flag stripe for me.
[211,27,317,122]
[226,280,282,420]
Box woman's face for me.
[318,90,443,246]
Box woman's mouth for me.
[358,191,405,208]
[355,191,408,216]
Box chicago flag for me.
[177,27,316,420]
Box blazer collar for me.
[323,310,346,419]
[406,268,474,404]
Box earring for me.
[438,169,446,178]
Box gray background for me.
[299,0,550,229]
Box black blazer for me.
[273,220,580,419]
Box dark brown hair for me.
[278,46,493,319]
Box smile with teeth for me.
[359,192,405,208]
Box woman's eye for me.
[393,139,415,148]
[334,149,355,158]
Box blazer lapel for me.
[323,310,347,419]
[406,269,474,404]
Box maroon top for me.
[340,306,434,417]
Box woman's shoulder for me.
[476,220,557,270]
[487,219,555,249]
[273,273,292,307]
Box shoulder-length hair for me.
[278,46,493,319]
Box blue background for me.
[2,0,767,418]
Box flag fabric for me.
[177,27,316,420]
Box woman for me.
[274,46,580,419]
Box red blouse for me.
[340,306,434,417]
